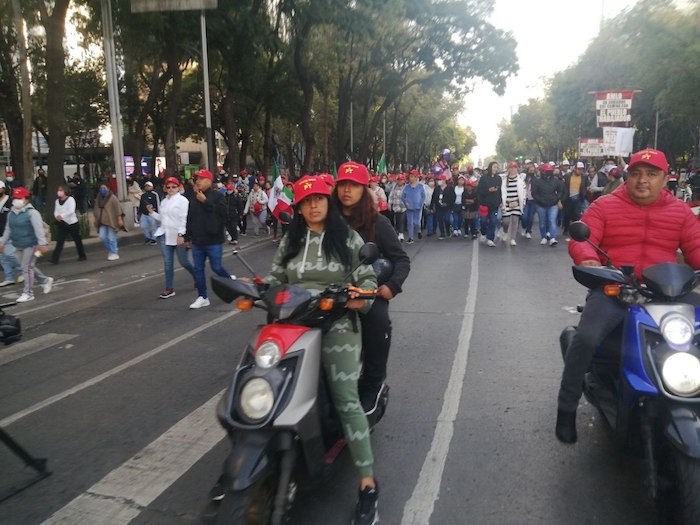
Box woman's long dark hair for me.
[281,196,353,270]
[331,185,378,242]
[486,161,499,176]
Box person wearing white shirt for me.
[150,177,196,299]
[49,185,86,263]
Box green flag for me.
[377,153,387,175]
[332,162,337,179]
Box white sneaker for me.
[398,233,404,241]
[525,233,532,239]
[510,239,517,246]
[16,274,24,283]
[42,277,54,294]
[486,240,496,247]
[16,293,34,303]
[540,238,548,245]
[107,253,120,261]
[0,280,13,287]
[550,238,558,246]
[230,275,236,280]
[189,296,210,309]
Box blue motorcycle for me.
[561,222,700,525]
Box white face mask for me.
[428,181,435,188]
[12,199,25,210]
[438,181,446,188]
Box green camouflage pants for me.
[322,315,374,478]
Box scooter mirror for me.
[211,275,261,304]
[569,221,591,242]
[359,242,380,265]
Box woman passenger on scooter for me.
[264,175,381,525]
[332,161,411,418]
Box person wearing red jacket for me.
[556,148,700,444]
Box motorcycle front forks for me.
[639,401,659,501]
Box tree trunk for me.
[293,20,315,174]
[222,90,240,175]
[5,118,25,184]
[262,105,272,177]
[164,66,184,177]
[10,0,32,185]
[41,0,70,201]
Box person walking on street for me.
[532,164,563,246]
[94,182,125,261]
[501,162,525,246]
[138,181,160,245]
[561,161,586,236]
[49,185,86,263]
[0,187,54,302]
[243,181,269,236]
[401,170,425,243]
[431,174,455,239]
[389,175,407,241]
[224,183,240,246]
[186,169,233,309]
[32,168,49,210]
[520,166,537,239]
[127,176,143,227]
[477,161,503,246]
[150,177,196,299]
[0,181,23,287]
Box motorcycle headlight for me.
[660,315,694,349]
[662,353,700,397]
[255,340,281,369]
[239,378,275,420]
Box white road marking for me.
[401,241,479,525]
[41,392,226,524]
[0,333,78,366]
[0,310,238,427]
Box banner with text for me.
[595,90,634,127]
[579,138,606,158]
[603,127,635,156]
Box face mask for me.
[57,190,66,198]
[438,181,446,188]
[428,181,435,187]
[99,188,108,195]
[6,177,14,183]
[12,199,24,210]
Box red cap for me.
[370,176,379,183]
[12,187,30,199]
[337,161,370,186]
[397,174,407,182]
[196,169,213,181]
[294,176,331,203]
[466,179,477,187]
[240,169,248,175]
[627,148,669,173]
[409,169,420,177]
[226,183,234,190]
[318,173,336,187]
[438,174,447,181]
[540,163,553,172]
[164,177,180,186]
[608,168,622,178]
[508,161,518,169]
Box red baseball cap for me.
[438,174,447,181]
[397,174,407,182]
[293,176,331,203]
[508,161,518,169]
[12,187,31,199]
[370,176,379,183]
[318,173,336,187]
[226,183,234,190]
[627,148,669,173]
[337,162,370,186]
[164,177,180,186]
[240,169,248,175]
[409,169,420,177]
[196,169,213,181]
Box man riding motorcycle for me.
[556,148,700,443]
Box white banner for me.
[579,139,606,158]
[603,127,635,156]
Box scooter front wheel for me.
[658,446,700,525]
[215,472,277,525]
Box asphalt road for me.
[0,229,658,525]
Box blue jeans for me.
[0,242,22,281]
[158,235,195,289]
[536,204,558,240]
[98,225,118,255]
[451,205,463,232]
[480,208,499,241]
[435,208,451,237]
[406,209,422,240]
[425,212,435,235]
[522,200,536,233]
[140,214,158,241]
[192,243,231,299]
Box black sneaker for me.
[417,232,422,239]
[208,476,225,502]
[353,482,379,525]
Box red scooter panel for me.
[254,324,310,358]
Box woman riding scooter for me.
[332,161,411,419]
[264,175,380,525]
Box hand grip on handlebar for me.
[346,285,378,298]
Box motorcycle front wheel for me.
[658,446,700,525]
[215,473,277,525]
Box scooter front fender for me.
[664,404,700,459]
[222,430,292,491]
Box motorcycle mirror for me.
[569,221,590,242]
[278,211,292,225]
[211,275,261,303]
[359,242,380,265]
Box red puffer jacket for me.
[569,185,700,278]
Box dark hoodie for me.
[532,173,563,207]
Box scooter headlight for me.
[255,340,281,369]
[660,315,694,349]
[661,353,700,397]
[239,378,275,420]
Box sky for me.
[460,0,641,165]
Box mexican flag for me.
[377,153,387,175]
[268,161,294,220]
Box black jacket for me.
[532,175,563,207]
[560,173,587,201]
[138,190,160,216]
[431,184,456,209]
[186,188,228,245]
[477,173,502,209]
[0,196,11,236]
[356,214,410,296]
[461,189,479,212]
